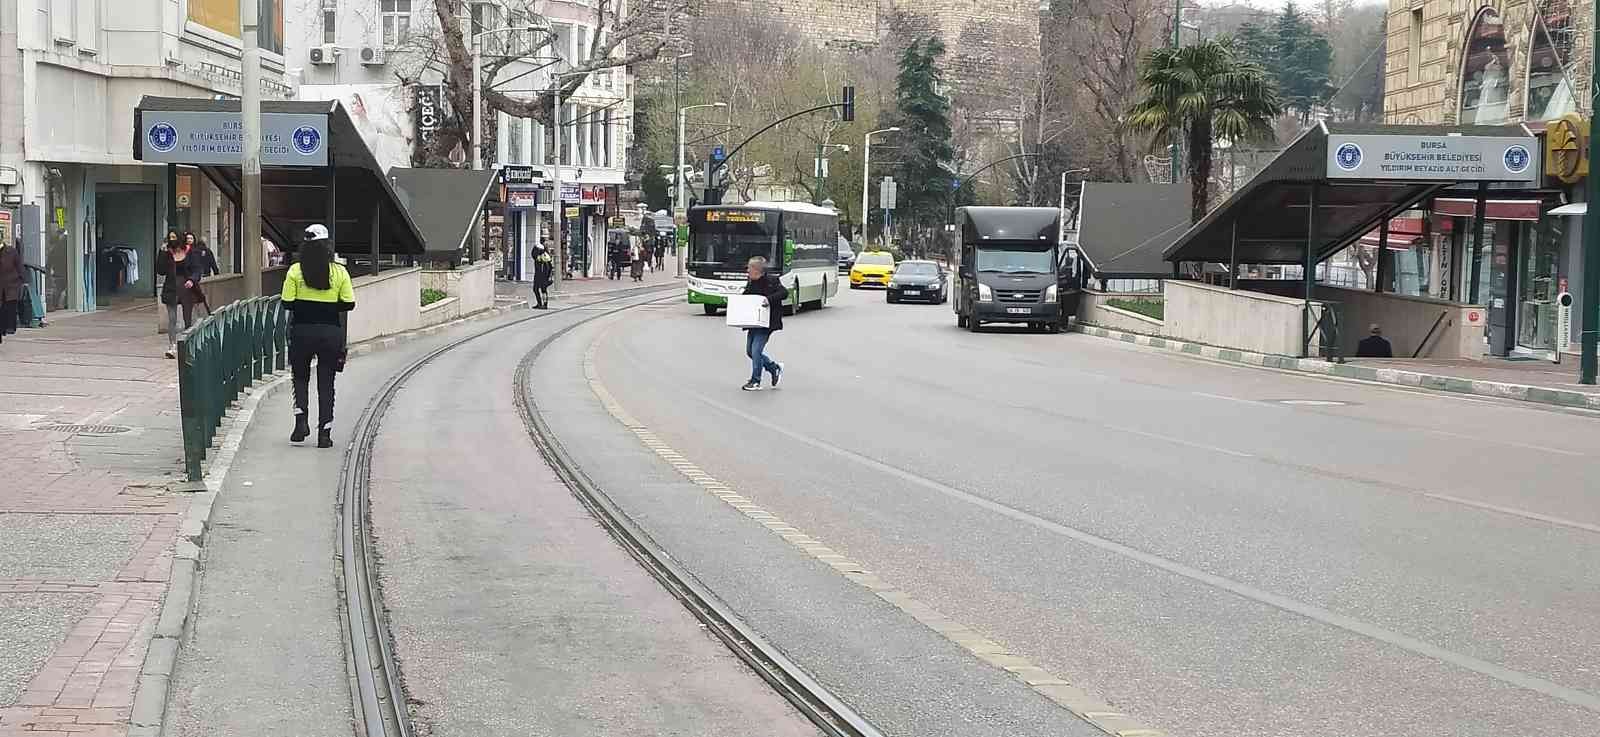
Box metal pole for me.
[472,35,483,171]
[1229,219,1238,288]
[240,0,262,297]
[674,55,685,278]
[861,136,871,244]
[552,91,564,281]
[1058,170,1067,244]
[1581,5,1600,382]
[1468,182,1488,304]
[1169,0,1182,187]
[1375,220,1389,293]
[814,143,824,205]
[1303,182,1319,357]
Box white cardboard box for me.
[725,294,770,328]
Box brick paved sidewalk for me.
[0,306,185,737]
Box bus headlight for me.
[978,283,994,303]
[1045,284,1058,301]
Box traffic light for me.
[841,85,855,122]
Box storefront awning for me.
[1357,231,1424,249]
[1431,198,1543,221]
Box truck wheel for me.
[702,304,719,316]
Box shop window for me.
[1526,0,1578,120]
[1458,8,1511,125]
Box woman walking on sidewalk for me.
[533,241,554,309]
[281,224,355,448]
[157,236,204,358]
[0,236,23,343]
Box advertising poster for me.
[299,83,416,172]
[189,0,284,53]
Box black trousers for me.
[0,299,17,338]
[289,324,344,427]
[534,284,549,307]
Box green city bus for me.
[686,202,842,315]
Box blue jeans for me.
[745,329,778,384]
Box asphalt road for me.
[568,282,1600,737]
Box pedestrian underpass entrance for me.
[132,96,427,282]
[1161,122,1543,358]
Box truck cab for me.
[951,206,1077,333]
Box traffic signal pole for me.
[1580,9,1600,382]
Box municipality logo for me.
[1503,144,1531,174]
[147,122,178,153]
[292,125,323,156]
[1334,142,1363,171]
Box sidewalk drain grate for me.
[40,423,133,435]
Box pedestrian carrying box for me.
[725,294,770,328]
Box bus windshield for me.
[976,247,1054,274]
[692,210,779,268]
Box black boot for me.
[317,427,334,449]
[291,414,310,443]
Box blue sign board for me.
[137,111,330,167]
[712,146,726,161]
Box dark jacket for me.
[1356,335,1394,358]
[742,272,788,332]
[0,244,22,302]
[155,248,205,306]
[193,247,221,277]
[533,252,554,288]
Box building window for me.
[381,0,410,48]
[507,115,526,165]
[1526,0,1577,120]
[322,0,337,45]
[551,22,573,73]
[591,112,604,168]
[576,25,589,67]
[561,104,576,166]
[1408,8,1423,82]
[603,117,613,168]
[1458,8,1510,125]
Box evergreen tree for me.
[1234,22,1275,69]
[1272,3,1334,122]
[641,162,670,212]
[887,38,956,230]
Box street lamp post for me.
[861,127,899,244]
[1581,8,1600,382]
[673,52,693,276]
[677,101,727,277]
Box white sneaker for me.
[164,347,176,359]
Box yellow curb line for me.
[577,314,1168,737]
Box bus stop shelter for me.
[1162,122,1542,357]
[133,96,426,274]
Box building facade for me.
[1,0,291,314]
[1382,0,1588,358]
[283,0,633,280]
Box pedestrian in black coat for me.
[740,255,786,391]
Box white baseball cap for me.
[304,224,330,241]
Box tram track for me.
[334,283,882,737]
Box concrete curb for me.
[127,301,526,737]
[1072,322,1600,412]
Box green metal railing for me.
[177,296,289,481]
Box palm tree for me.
[1127,40,1281,223]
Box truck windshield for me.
[691,210,778,268]
[976,247,1053,274]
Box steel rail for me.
[512,314,888,737]
[333,284,676,737]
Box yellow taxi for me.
[849,251,896,288]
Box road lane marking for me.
[686,392,1600,715]
[580,323,1169,737]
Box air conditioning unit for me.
[359,46,385,66]
[309,44,337,65]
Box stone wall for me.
[1384,0,1594,125]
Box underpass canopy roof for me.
[1162,122,1540,266]
[133,96,426,258]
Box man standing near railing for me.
[281,224,355,448]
